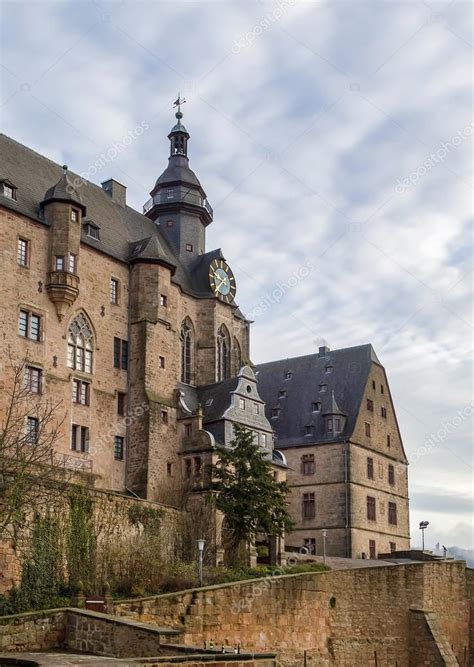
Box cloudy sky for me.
[1,0,472,548]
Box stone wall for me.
[0,485,184,594]
[114,560,471,666]
[0,609,65,652]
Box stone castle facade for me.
[0,111,409,559]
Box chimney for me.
[319,345,330,358]
[101,179,126,208]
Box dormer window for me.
[319,384,327,392]
[326,415,343,435]
[284,371,293,380]
[71,208,79,222]
[312,402,321,412]
[325,364,333,374]
[304,424,314,436]
[2,181,17,200]
[271,407,280,418]
[279,390,287,398]
[85,222,100,240]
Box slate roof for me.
[255,344,381,448]
[0,133,240,307]
[197,377,239,423]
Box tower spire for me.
[169,95,189,157]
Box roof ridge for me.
[256,343,376,367]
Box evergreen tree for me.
[210,424,293,561]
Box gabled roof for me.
[255,344,380,448]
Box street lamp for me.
[322,529,327,565]
[197,539,205,587]
[419,521,429,551]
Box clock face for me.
[208,258,236,304]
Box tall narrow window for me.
[114,436,124,460]
[17,238,29,266]
[365,422,371,437]
[55,256,65,271]
[388,464,395,485]
[367,496,376,521]
[71,425,89,453]
[72,379,90,405]
[216,324,231,381]
[180,319,194,384]
[68,314,94,373]
[18,310,41,341]
[367,457,374,480]
[369,540,376,559]
[110,278,119,304]
[26,416,39,444]
[68,254,77,273]
[117,392,126,416]
[388,502,397,525]
[113,338,128,370]
[24,366,42,394]
[302,493,315,519]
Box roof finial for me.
[62,164,68,173]
[173,93,186,120]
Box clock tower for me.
[143,105,213,267]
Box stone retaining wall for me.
[0,609,66,652]
[114,560,471,666]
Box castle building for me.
[0,111,409,559]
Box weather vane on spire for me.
[173,94,186,116]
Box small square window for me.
[305,424,314,436]
[312,402,321,412]
[110,278,119,304]
[319,384,327,393]
[325,364,333,374]
[86,224,100,240]
[279,390,287,398]
[55,256,65,271]
[3,183,16,199]
[114,435,124,460]
[159,356,165,369]
[17,238,29,266]
[71,209,79,222]
[166,220,174,228]
[185,243,193,252]
[365,422,371,437]
[160,294,168,307]
[161,410,169,424]
[271,407,280,418]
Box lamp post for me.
[322,529,327,565]
[197,539,205,587]
[419,521,429,551]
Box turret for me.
[143,103,213,267]
[41,166,85,321]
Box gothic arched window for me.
[217,325,231,381]
[67,313,94,373]
[180,318,194,385]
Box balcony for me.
[142,190,213,219]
